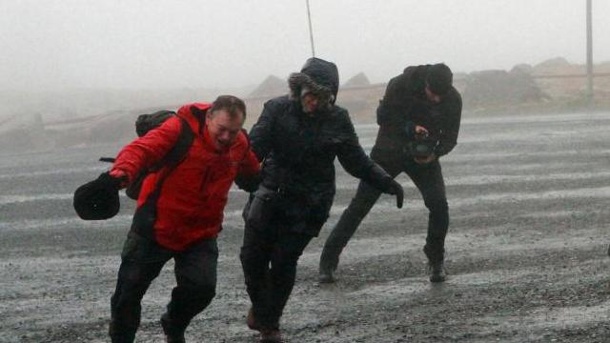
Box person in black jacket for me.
[240,57,404,343]
[319,63,462,284]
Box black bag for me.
[135,110,175,137]
[101,110,195,200]
[73,172,121,220]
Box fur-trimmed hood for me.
[288,57,339,107]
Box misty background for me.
[1,0,609,150]
[3,0,610,92]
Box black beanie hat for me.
[73,172,120,220]
[426,63,453,96]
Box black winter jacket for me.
[375,65,462,157]
[249,59,394,234]
[250,96,392,230]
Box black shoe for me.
[428,261,447,283]
[108,320,136,343]
[318,267,336,284]
[161,313,186,343]
[260,328,283,343]
[110,335,135,343]
[319,244,343,284]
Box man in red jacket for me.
[106,95,260,343]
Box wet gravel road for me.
[1,112,609,342]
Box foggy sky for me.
[2,0,609,91]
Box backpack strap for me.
[139,116,195,199]
[130,116,196,239]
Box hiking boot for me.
[428,261,447,283]
[108,321,136,343]
[110,335,135,343]
[260,329,283,343]
[161,313,186,343]
[318,267,336,284]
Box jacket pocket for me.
[245,186,277,230]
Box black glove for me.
[97,171,125,191]
[382,178,404,209]
[366,164,404,209]
[234,173,261,193]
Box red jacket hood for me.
[176,102,212,134]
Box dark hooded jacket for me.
[374,64,462,157]
[248,58,393,235]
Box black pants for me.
[320,149,449,272]
[109,232,218,343]
[240,197,315,330]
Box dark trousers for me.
[240,220,314,330]
[320,150,449,272]
[109,232,218,343]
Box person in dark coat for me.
[319,63,462,284]
[240,57,404,342]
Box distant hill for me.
[249,75,287,98]
[343,72,371,88]
[2,57,610,153]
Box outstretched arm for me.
[110,117,182,183]
[335,112,403,208]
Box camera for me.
[407,130,436,157]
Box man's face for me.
[425,85,442,104]
[206,109,244,150]
[300,89,320,114]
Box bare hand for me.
[414,154,436,165]
[414,125,429,135]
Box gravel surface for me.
[1,112,609,343]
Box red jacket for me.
[111,103,260,251]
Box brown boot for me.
[246,308,262,331]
